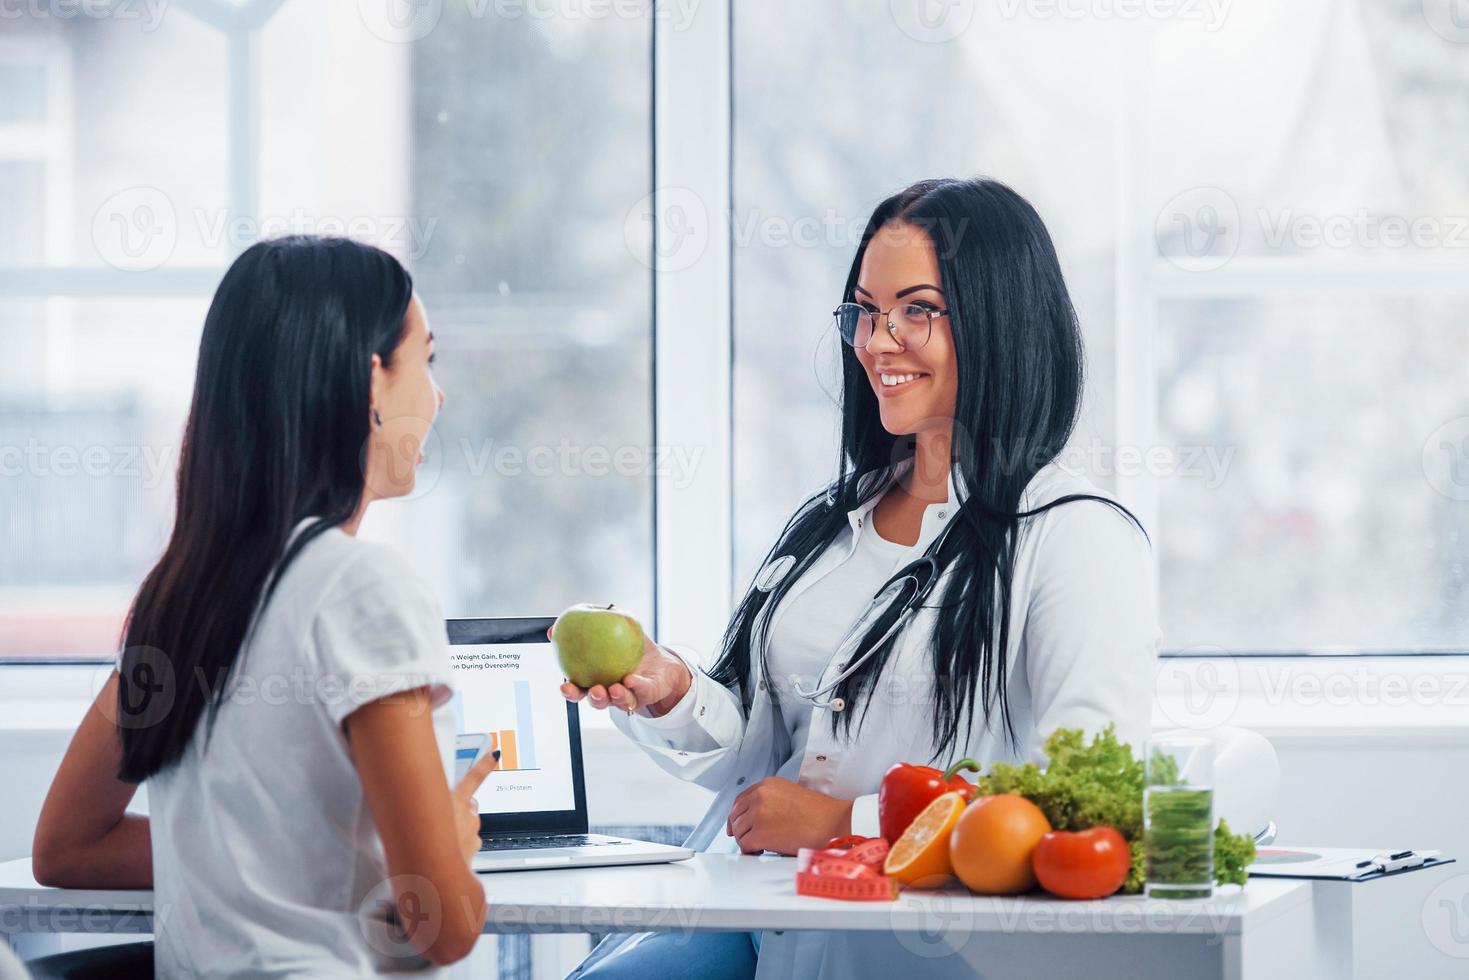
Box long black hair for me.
[117,236,415,782]
[709,177,1142,759]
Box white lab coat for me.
[584,461,1159,979]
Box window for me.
[1158,296,1469,650]
[364,2,655,623]
[0,12,228,660]
[0,297,206,657]
[732,0,1469,655]
[7,0,1469,663]
[0,3,653,659]
[732,2,1123,584]
[1141,2,1469,652]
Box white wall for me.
[1155,657,1469,979]
[1,729,77,866]
[1272,733,1467,979]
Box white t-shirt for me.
[766,520,915,783]
[147,524,457,979]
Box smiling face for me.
[852,221,959,440]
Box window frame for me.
[649,1,734,657]
[7,5,1469,665]
[0,1,709,666]
[0,32,70,264]
[0,4,267,665]
[1113,31,1469,656]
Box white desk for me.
[0,854,1352,979]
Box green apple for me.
[553,604,646,689]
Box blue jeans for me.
[570,931,759,980]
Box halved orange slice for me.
[882,791,966,888]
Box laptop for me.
[446,617,694,873]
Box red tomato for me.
[1031,827,1131,900]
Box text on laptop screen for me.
[449,641,576,815]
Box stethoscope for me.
[754,520,952,712]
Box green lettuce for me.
[975,725,1256,894]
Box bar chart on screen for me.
[450,641,576,813]
[485,681,539,772]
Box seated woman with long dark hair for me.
[32,237,492,977]
[568,178,1159,978]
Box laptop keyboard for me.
[479,834,629,852]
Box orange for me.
[949,794,1052,894]
[882,791,966,888]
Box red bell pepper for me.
[878,758,982,843]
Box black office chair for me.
[24,942,152,980]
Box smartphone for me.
[455,733,491,783]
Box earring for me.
[372,409,383,428]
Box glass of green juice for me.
[1144,736,1215,899]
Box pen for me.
[1356,850,1441,876]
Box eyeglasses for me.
[832,302,949,351]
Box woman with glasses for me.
[567,178,1158,979]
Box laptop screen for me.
[445,618,586,834]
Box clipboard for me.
[1247,846,1456,882]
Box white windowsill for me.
[1152,655,1469,742]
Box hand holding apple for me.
[552,605,691,717]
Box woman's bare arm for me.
[32,672,152,888]
[347,688,491,966]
